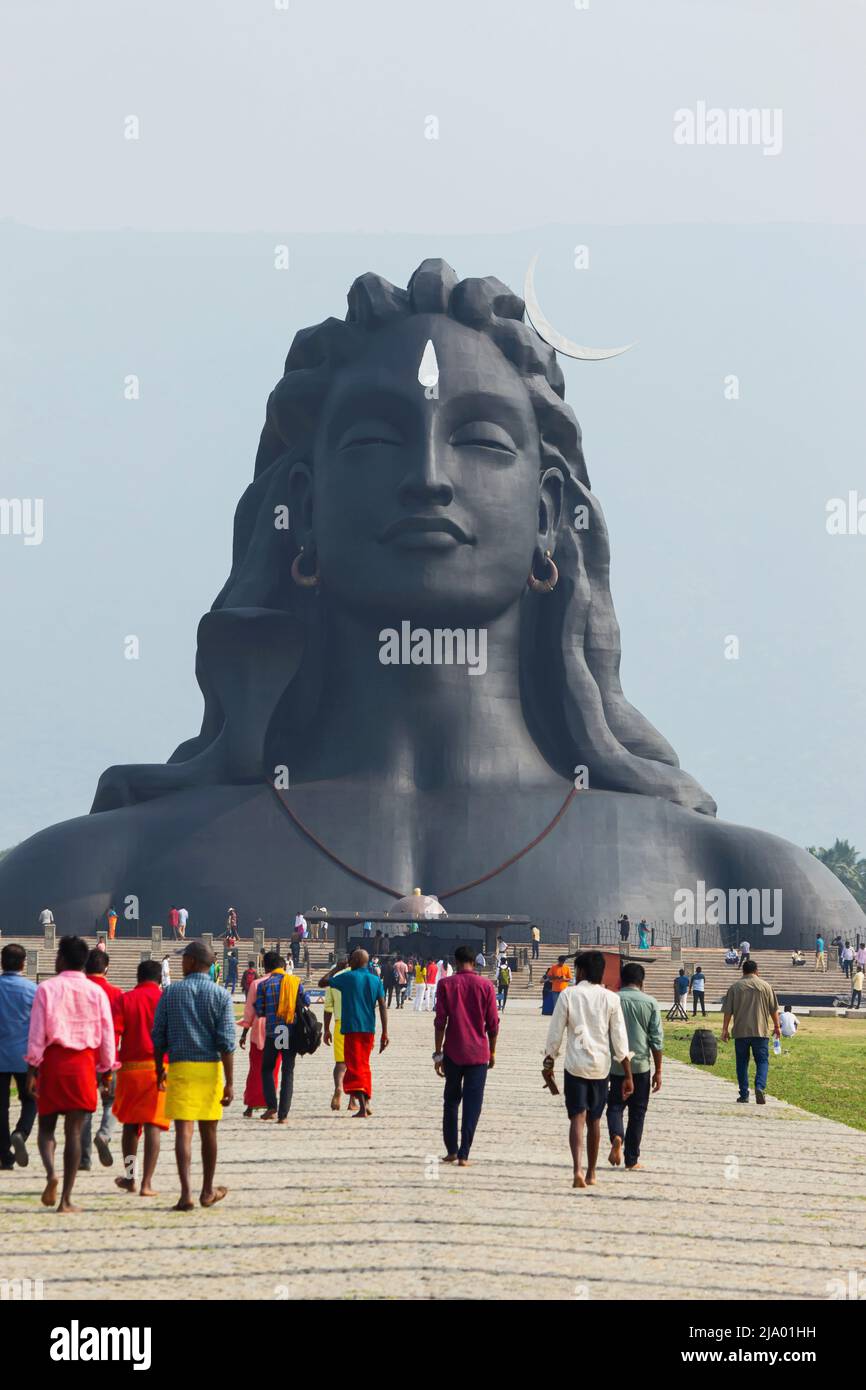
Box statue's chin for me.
[327,581,524,630]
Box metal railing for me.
[532,918,726,950]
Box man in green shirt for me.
[607,962,663,1171]
[721,959,781,1105]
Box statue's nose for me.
[398,443,454,508]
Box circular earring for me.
[291,546,320,588]
[527,549,559,593]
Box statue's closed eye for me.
[450,421,517,455]
[337,421,404,450]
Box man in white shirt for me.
[739,940,750,964]
[779,1005,798,1038]
[161,955,171,989]
[431,960,446,1010]
[176,907,188,940]
[543,951,634,1189]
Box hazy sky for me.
[2,0,864,232]
[1,1,864,855]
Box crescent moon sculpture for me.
[523,253,634,361]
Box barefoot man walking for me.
[325,949,388,1118]
[25,935,116,1213]
[320,957,357,1113]
[112,960,170,1197]
[543,951,634,1189]
[151,940,235,1210]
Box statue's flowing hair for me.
[92,259,715,816]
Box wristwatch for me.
[432,1051,444,1062]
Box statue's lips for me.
[378,517,475,549]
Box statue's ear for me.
[288,461,314,548]
[537,466,564,549]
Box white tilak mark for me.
[417,339,439,390]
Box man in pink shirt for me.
[25,936,116,1213]
[392,956,408,1009]
[433,945,499,1167]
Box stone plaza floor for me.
[1,1001,864,1301]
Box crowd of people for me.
[0,937,235,1211]
[0,927,518,1206]
[2,918,857,1206]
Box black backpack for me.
[293,999,323,1056]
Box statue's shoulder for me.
[0,784,275,929]
[698,813,863,936]
[0,804,135,913]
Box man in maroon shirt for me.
[80,948,123,1169]
[433,945,499,1167]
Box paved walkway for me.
[1,1002,864,1300]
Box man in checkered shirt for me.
[152,941,236,1211]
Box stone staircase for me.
[4,934,857,1009]
[614,945,855,1008]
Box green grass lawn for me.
[664,1013,866,1132]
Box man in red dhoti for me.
[112,960,169,1196]
[326,949,389,1118]
[25,936,116,1212]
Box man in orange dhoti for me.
[112,960,169,1196]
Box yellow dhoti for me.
[164,1061,224,1121]
[332,1017,345,1064]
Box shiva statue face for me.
[290,314,563,627]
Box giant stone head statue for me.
[93,258,714,815]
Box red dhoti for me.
[243,1041,281,1109]
[36,1044,98,1116]
[342,1033,375,1098]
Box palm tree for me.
[807,839,866,911]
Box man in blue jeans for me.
[607,961,663,1171]
[434,945,499,1167]
[0,944,38,1169]
[721,959,781,1105]
[254,957,310,1123]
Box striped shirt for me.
[151,971,236,1063]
